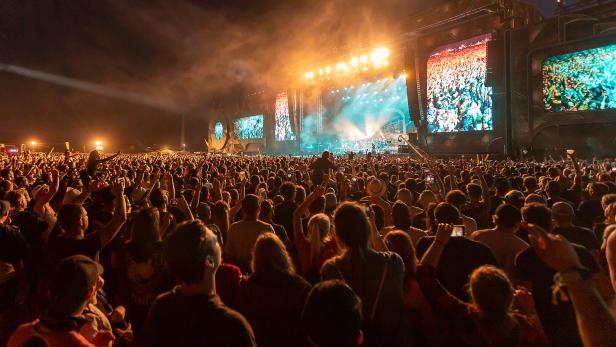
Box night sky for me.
[0,0,557,149]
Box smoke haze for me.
[0,0,551,149]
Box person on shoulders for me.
[309,152,336,186]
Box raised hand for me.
[111,178,126,197]
[312,185,326,197]
[514,286,536,314]
[86,180,105,193]
[435,223,454,245]
[527,223,582,272]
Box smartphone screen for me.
[452,225,465,237]
[426,175,435,184]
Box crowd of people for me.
[234,116,264,140]
[1,148,616,346]
[427,35,493,133]
[543,43,616,113]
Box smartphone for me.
[352,177,357,182]
[566,149,575,155]
[288,173,293,178]
[452,225,465,237]
[426,174,435,184]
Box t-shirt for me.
[273,200,297,243]
[144,289,256,347]
[514,245,599,347]
[9,211,48,247]
[553,225,601,251]
[577,200,603,229]
[7,319,97,347]
[46,232,102,266]
[470,229,529,280]
[224,220,274,272]
[415,236,498,301]
[321,251,411,347]
[268,222,289,244]
[235,271,311,347]
[0,224,27,265]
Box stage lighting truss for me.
[304,47,390,83]
[327,74,407,105]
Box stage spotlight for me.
[325,66,331,74]
[94,140,104,151]
[400,73,408,79]
[370,47,390,67]
[360,55,368,63]
[318,69,324,75]
[350,57,359,67]
[305,71,314,79]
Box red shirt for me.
[7,319,97,347]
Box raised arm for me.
[445,166,457,192]
[97,151,120,165]
[293,186,325,247]
[69,180,104,206]
[163,172,176,205]
[474,166,491,213]
[99,179,128,248]
[369,195,393,227]
[366,206,387,252]
[569,151,582,188]
[190,179,201,212]
[229,179,246,218]
[528,224,616,347]
[420,223,453,268]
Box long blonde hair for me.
[307,213,331,262]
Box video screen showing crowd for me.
[275,92,297,141]
[426,34,493,133]
[543,43,616,113]
[233,115,264,140]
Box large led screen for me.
[275,92,296,141]
[543,43,616,112]
[233,115,264,139]
[426,34,493,133]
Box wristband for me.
[550,266,591,305]
[554,266,592,286]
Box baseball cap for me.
[49,255,103,314]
